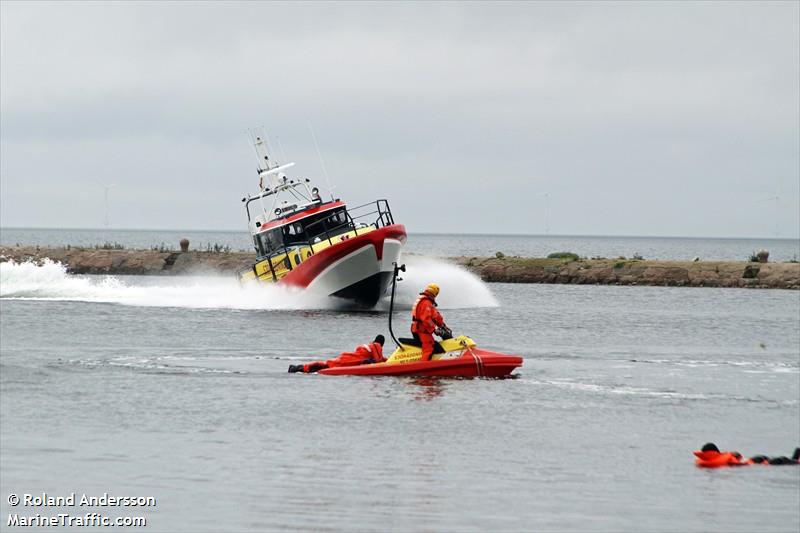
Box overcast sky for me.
[1,1,798,238]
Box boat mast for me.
[249,128,296,223]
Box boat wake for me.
[0,256,497,310]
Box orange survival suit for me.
[411,290,445,361]
[302,341,385,373]
[694,448,748,468]
[693,442,800,468]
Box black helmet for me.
[374,334,385,345]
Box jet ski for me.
[319,264,523,378]
[319,334,522,377]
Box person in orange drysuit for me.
[693,443,749,468]
[411,283,448,361]
[693,442,800,467]
[288,335,386,373]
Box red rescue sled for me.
[319,347,522,378]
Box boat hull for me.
[318,348,523,378]
[281,224,406,307]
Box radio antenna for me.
[308,122,334,201]
[276,136,288,164]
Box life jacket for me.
[693,449,747,468]
[325,342,385,368]
[356,342,385,363]
[411,293,442,334]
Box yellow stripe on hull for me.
[239,226,378,284]
[385,336,478,365]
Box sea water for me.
[0,256,798,531]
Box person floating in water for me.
[693,442,800,468]
[288,335,385,373]
[411,283,450,361]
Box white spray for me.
[0,256,497,311]
[381,255,498,310]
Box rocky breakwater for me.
[0,246,254,275]
[449,256,800,290]
[3,246,798,289]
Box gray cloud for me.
[2,1,798,237]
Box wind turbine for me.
[758,183,780,238]
[537,192,550,235]
[104,184,116,228]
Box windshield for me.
[255,228,285,256]
[254,207,354,257]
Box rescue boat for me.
[237,129,406,307]
[319,264,523,378]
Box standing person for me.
[411,283,448,361]
[288,335,385,373]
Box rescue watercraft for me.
[238,129,406,307]
[319,335,523,377]
[319,264,523,377]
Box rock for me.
[495,251,505,259]
[742,265,760,279]
[180,238,190,252]
[757,250,769,263]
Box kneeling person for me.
[289,335,386,373]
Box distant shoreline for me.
[2,245,798,290]
[2,226,799,241]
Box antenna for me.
[308,122,334,201]
[104,184,116,228]
[249,128,296,192]
[276,136,288,163]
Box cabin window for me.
[330,211,347,226]
[286,223,304,236]
[276,207,354,248]
[257,228,285,256]
[324,209,352,237]
[283,222,309,246]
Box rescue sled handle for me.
[388,262,405,349]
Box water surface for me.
[1,261,798,531]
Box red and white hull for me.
[280,224,406,307]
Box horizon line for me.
[1,225,798,242]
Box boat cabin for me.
[240,187,395,283]
[251,201,351,258]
